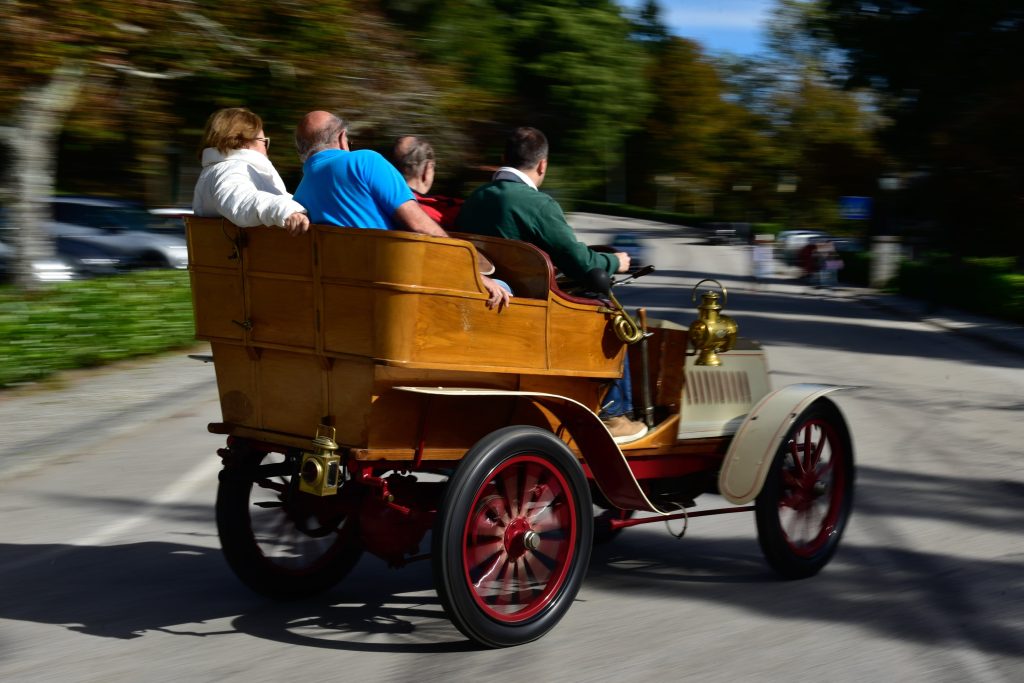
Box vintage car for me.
[185,217,855,648]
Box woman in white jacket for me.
[193,108,309,235]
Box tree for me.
[705,0,883,227]
[388,0,652,196]
[626,37,769,214]
[0,0,467,289]
[807,0,1024,256]
[0,0,269,288]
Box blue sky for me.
[619,0,773,55]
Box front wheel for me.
[433,426,593,648]
[755,399,854,579]
[216,443,362,599]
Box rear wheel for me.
[755,400,854,579]
[216,444,362,598]
[433,426,593,648]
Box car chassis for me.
[186,217,855,648]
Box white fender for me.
[394,386,669,514]
[717,383,845,505]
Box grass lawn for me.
[0,270,196,388]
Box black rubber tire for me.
[216,444,362,599]
[433,426,593,648]
[755,399,854,579]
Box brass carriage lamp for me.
[299,425,342,496]
[688,279,738,366]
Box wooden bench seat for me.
[186,218,625,447]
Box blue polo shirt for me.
[293,149,413,230]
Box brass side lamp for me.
[688,279,738,366]
[299,425,342,496]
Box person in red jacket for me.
[391,136,464,229]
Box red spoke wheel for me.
[434,426,593,648]
[216,442,362,599]
[755,399,854,579]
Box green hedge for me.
[0,270,196,387]
[897,255,1024,323]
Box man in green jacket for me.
[457,127,647,444]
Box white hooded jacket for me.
[192,147,306,228]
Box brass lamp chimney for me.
[299,425,342,496]
[688,279,738,366]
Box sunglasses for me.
[254,137,271,149]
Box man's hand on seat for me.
[482,275,512,311]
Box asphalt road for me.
[1,216,1021,682]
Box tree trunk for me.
[7,63,84,291]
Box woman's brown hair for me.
[199,108,263,158]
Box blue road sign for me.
[839,196,872,220]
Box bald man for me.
[392,135,464,229]
[292,111,508,309]
[293,111,443,235]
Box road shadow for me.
[0,539,467,653]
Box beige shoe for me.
[602,415,648,445]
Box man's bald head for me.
[394,135,417,158]
[295,110,348,162]
[392,135,435,182]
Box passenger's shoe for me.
[602,415,648,444]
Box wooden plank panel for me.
[244,226,313,276]
[408,294,547,368]
[318,227,479,293]
[547,298,624,374]
[257,350,325,436]
[326,357,376,446]
[186,218,241,269]
[248,277,316,349]
[210,343,258,426]
[190,270,245,341]
[321,283,376,356]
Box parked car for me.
[0,238,75,283]
[45,197,189,273]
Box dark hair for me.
[392,136,435,180]
[504,127,548,170]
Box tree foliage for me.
[7,0,1011,293]
[808,0,1024,256]
[622,0,881,228]
[385,0,652,194]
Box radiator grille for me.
[684,370,752,405]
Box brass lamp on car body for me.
[300,425,342,496]
[688,279,738,366]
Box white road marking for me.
[0,456,222,574]
[72,455,223,547]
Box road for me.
[1,215,1021,682]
